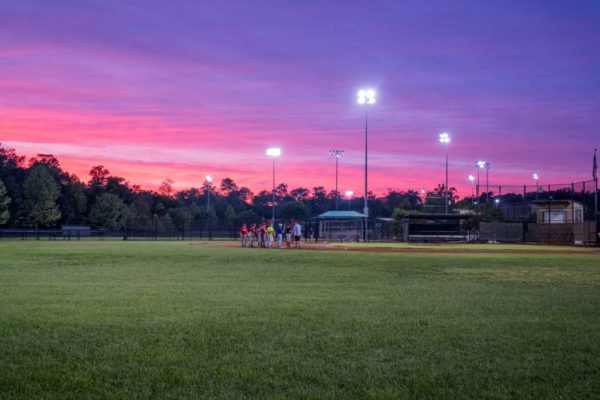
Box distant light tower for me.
[205,175,213,212]
[533,173,539,200]
[266,147,281,224]
[476,161,490,202]
[439,132,451,213]
[205,175,213,239]
[329,149,345,210]
[357,88,376,241]
[345,190,354,210]
[468,175,475,205]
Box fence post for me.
[572,182,576,244]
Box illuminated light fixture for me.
[357,89,376,105]
[438,132,450,144]
[266,148,281,157]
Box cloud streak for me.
[1,0,599,195]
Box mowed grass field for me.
[1,241,599,399]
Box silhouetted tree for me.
[0,179,11,225]
[278,201,309,220]
[61,180,87,224]
[19,164,61,227]
[88,193,129,229]
[290,187,310,202]
[219,178,239,196]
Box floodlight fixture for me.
[266,147,281,157]
[438,132,450,144]
[476,160,489,169]
[357,88,376,105]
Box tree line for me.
[0,144,467,230]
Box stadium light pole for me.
[205,175,213,212]
[357,88,376,242]
[329,150,345,210]
[476,161,490,202]
[266,147,281,224]
[345,190,354,211]
[439,132,451,213]
[468,175,475,205]
[533,173,539,200]
[205,175,213,239]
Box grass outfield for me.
[1,242,599,399]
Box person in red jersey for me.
[249,223,257,247]
[240,224,249,247]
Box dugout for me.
[316,211,366,242]
[402,213,474,242]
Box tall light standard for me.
[329,150,345,210]
[468,175,475,205]
[533,173,539,200]
[357,88,376,241]
[266,147,281,224]
[439,132,451,213]
[205,175,213,239]
[345,190,354,210]
[205,175,213,212]
[476,161,490,202]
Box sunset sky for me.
[1,1,599,196]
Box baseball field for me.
[1,241,599,399]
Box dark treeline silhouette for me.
[0,144,440,230]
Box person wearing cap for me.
[292,220,302,249]
[266,221,275,248]
[276,223,284,248]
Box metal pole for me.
[476,167,480,199]
[206,187,210,212]
[335,156,339,211]
[486,167,489,203]
[272,157,276,224]
[364,110,369,242]
[595,148,598,230]
[206,184,210,240]
[471,181,474,205]
[444,142,449,213]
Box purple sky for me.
[1,0,599,196]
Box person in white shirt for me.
[292,221,302,249]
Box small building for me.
[533,200,584,224]
[316,211,366,242]
[528,200,592,244]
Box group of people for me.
[239,220,302,249]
